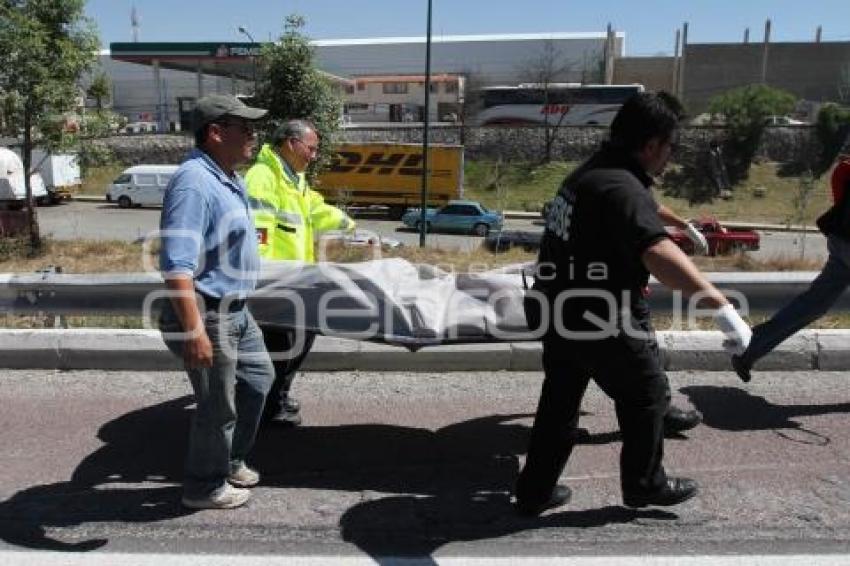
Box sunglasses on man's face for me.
[215,120,255,135]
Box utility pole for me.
[761,19,772,85]
[672,29,681,95]
[419,0,433,248]
[131,4,140,42]
[603,23,616,85]
[238,26,258,95]
[678,22,688,101]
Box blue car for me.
[401,200,503,236]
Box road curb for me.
[0,328,845,372]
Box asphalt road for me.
[35,201,520,252]
[36,201,829,261]
[0,369,847,561]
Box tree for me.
[813,103,850,175]
[86,71,111,111]
[254,15,342,177]
[0,0,99,250]
[521,40,575,163]
[707,84,796,183]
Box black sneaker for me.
[623,477,698,508]
[664,406,702,435]
[262,404,302,427]
[515,484,572,517]
[731,354,752,383]
[282,396,300,413]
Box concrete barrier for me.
[0,328,846,373]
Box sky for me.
[85,0,850,57]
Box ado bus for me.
[474,83,644,127]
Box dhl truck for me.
[316,142,463,219]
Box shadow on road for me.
[255,413,676,562]
[681,385,850,445]
[0,400,678,557]
[0,396,194,551]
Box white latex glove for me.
[685,222,709,255]
[714,303,752,355]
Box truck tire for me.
[117,195,132,209]
[414,220,430,232]
[473,223,489,237]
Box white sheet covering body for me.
[250,259,537,350]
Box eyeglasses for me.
[292,137,319,153]
[215,120,255,135]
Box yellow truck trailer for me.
[316,142,463,219]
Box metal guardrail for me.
[646,271,850,313]
[1,271,848,316]
[0,272,163,315]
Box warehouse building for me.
[100,31,623,130]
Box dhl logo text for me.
[329,152,450,177]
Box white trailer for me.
[0,148,48,208]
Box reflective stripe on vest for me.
[249,197,304,225]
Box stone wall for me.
[94,125,817,166]
[683,41,850,115]
[92,134,194,166]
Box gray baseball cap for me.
[192,94,268,131]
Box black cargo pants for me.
[260,325,316,417]
[515,324,670,507]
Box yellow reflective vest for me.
[245,143,354,262]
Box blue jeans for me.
[161,305,274,498]
[742,235,850,366]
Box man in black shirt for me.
[515,92,752,515]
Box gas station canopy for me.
[111,42,264,81]
[110,42,352,85]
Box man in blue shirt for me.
[159,94,274,510]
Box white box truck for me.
[30,149,81,203]
[0,147,47,208]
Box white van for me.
[106,165,179,208]
[0,147,48,206]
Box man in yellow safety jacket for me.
[245,119,354,426]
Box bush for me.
[814,103,850,175]
[0,235,45,261]
[77,142,116,176]
[659,143,723,205]
[255,15,343,179]
[708,85,797,183]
